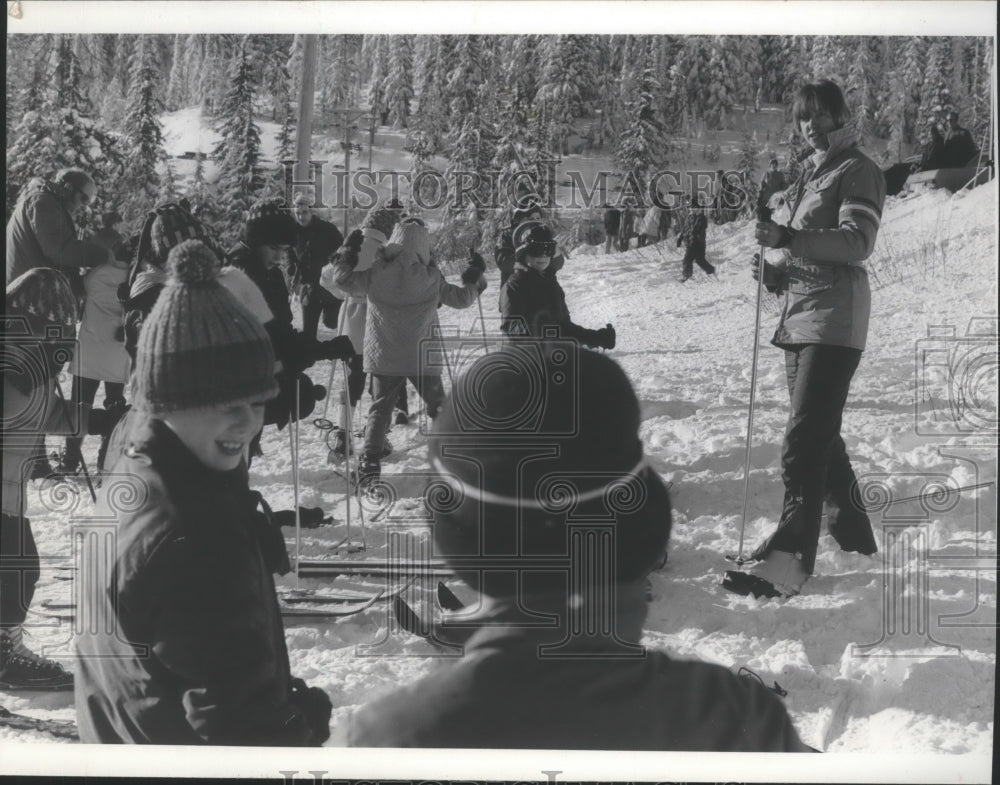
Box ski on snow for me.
[0,705,78,740]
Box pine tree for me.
[616,52,667,202]
[213,38,265,239]
[122,35,167,219]
[535,35,595,154]
[364,35,389,125]
[704,36,739,128]
[384,35,414,129]
[165,35,187,110]
[846,37,879,151]
[733,125,761,217]
[918,38,955,132]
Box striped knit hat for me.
[132,240,278,415]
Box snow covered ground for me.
[3,125,996,780]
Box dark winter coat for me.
[499,266,598,346]
[770,127,885,352]
[5,178,110,283]
[292,216,343,287]
[603,207,621,234]
[332,587,810,750]
[678,210,708,251]
[122,270,167,363]
[941,126,979,169]
[75,416,323,746]
[227,243,294,327]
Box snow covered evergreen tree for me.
[918,38,955,132]
[535,35,595,155]
[122,35,167,219]
[846,37,879,151]
[165,35,188,110]
[385,35,414,129]
[616,51,667,204]
[213,38,266,240]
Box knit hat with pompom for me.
[133,240,278,414]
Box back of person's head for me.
[134,203,210,271]
[245,199,297,248]
[384,216,431,264]
[132,240,277,415]
[792,79,851,129]
[55,168,95,193]
[427,347,671,598]
[6,267,78,327]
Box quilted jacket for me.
[332,221,483,376]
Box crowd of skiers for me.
[1,77,890,752]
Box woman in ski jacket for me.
[75,241,331,745]
[332,217,485,477]
[726,79,885,599]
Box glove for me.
[468,247,486,271]
[289,678,333,745]
[461,265,483,285]
[336,231,363,270]
[754,220,795,249]
[265,372,321,429]
[314,335,355,362]
[750,252,784,293]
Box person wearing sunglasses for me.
[499,221,615,350]
[6,167,110,284]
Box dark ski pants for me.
[0,513,39,629]
[64,376,125,471]
[364,374,444,459]
[682,244,715,277]
[752,343,866,574]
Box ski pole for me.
[53,383,97,503]
[733,205,772,566]
[290,376,301,584]
[340,360,354,549]
[476,296,489,355]
[317,359,337,426]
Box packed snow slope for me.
[4,176,995,757]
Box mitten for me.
[314,335,355,362]
[595,323,616,350]
[468,248,486,271]
[289,678,333,745]
[335,232,363,270]
[461,265,482,285]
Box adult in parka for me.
[725,79,884,600]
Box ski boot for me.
[723,551,808,599]
[356,455,381,488]
[0,627,74,691]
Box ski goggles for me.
[524,240,556,257]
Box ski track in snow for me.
[6,157,996,754]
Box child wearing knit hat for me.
[75,241,333,745]
[333,347,809,751]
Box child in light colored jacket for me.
[331,217,486,481]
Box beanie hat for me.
[361,197,406,244]
[245,199,297,248]
[132,240,279,415]
[127,203,211,293]
[427,347,671,596]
